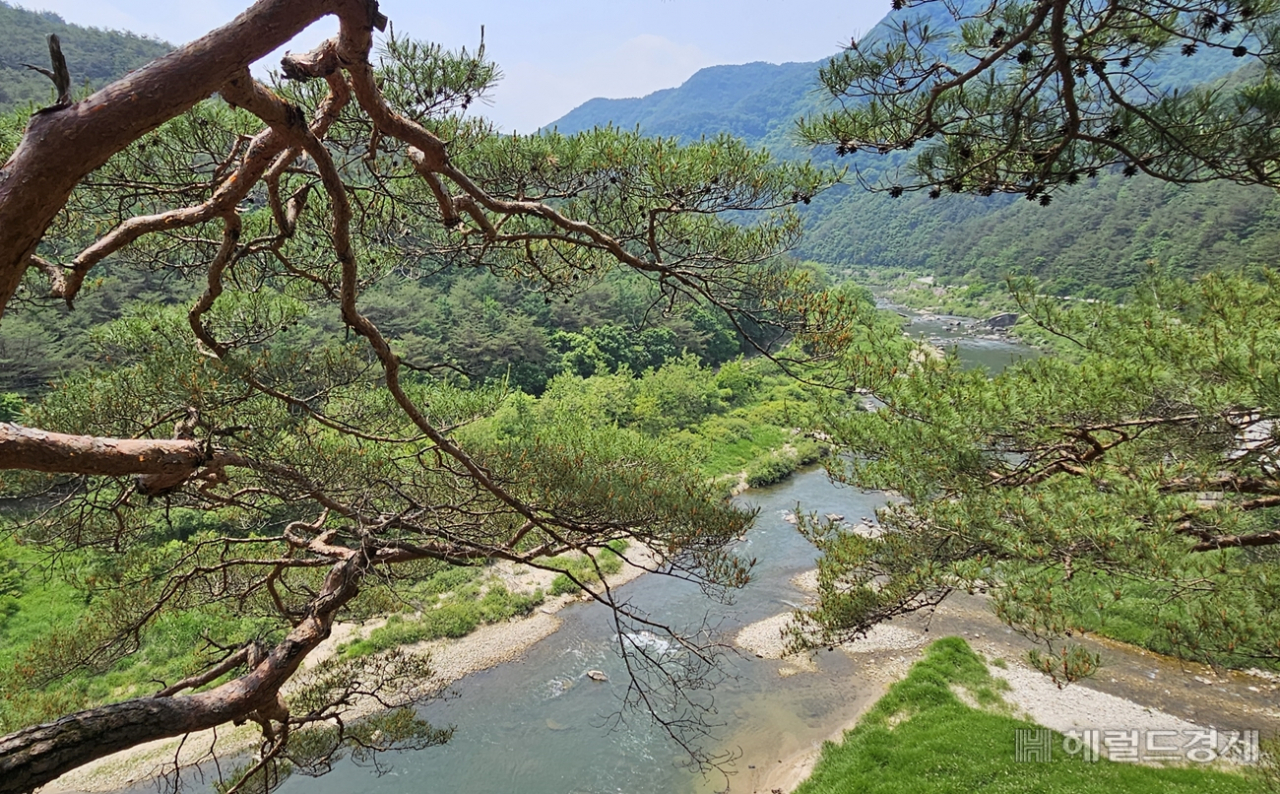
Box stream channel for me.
[279,313,1276,794]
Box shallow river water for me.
[278,314,1034,794]
[283,468,887,794]
[278,313,1277,794]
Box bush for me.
[745,454,796,487]
[702,416,754,444]
[547,542,628,595]
[340,582,545,657]
[792,439,826,466]
[713,358,761,404]
[744,399,797,427]
[478,584,542,621]
[421,565,481,595]
[420,601,481,639]
[550,574,580,595]
[632,354,723,434]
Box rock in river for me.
[985,312,1018,329]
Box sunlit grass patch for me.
[796,637,1257,794]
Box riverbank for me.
[791,637,1260,794]
[39,548,659,794]
[729,569,1280,794]
[51,466,1280,794]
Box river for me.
[283,467,890,794]
[279,312,1275,794]
[278,312,1029,794]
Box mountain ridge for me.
[545,5,1274,294]
[548,60,826,147]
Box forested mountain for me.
[551,61,820,150]
[801,172,1280,297]
[548,3,1278,295]
[0,2,171,112]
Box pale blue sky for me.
[20,0,887,131]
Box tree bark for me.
[0,423,209,478]
[0,0,372,316]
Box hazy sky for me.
[20,0,888,131]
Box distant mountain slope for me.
[546,3,1276,294]
[550,60,822,146]
[545,0,966,151]
[0,1,172,113]
[801,170,1280,293]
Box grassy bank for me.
[796,637,1258,794]
[337,568,546,659]
[0,536,280,732]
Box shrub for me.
[340,582,545,657]
[421,565,481,595]
[547,542,628,595]
[0,393,23,422]
[792,439,826,466]
[550,574,580,596]
[745,454,796,487]
[420,602,481,639]
[478,584,542,621]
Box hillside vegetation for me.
[0,2,171,113]
[548,2,1279,296]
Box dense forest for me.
[6,0,1274,401]
[0,9,768,399]
[0,246,761,396]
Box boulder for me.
[985,312,1018,329]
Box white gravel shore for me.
[733,569,1255,793]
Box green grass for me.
[1053,572,1280,671]
[0,530,547,727]
[339,582,544,658]
[0,536,282,732]
[0,538,85,672]
[795,637,1258,794]
[547,540,627,595]
[1057,577,1163,649]
[698,419,789,477]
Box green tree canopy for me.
[797,272,1280,679]
[0,2,847,791]
[801,0,1280,199]
[787,0,1280,683]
